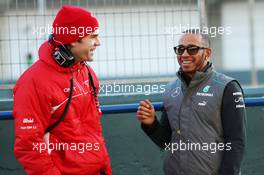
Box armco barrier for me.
[1,97,264,120]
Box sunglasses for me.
[173,45,207,55]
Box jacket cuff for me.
[141,116,159,135]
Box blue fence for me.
[1,97,264,120]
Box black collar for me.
[177,62,213,87]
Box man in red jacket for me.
[13,5,112,175]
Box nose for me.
[181,48,189,56]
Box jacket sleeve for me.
[219,80,246,175]
[141,109,172,149]
[13,78,61,175]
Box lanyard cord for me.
[45,77,74,133]
[86,65,101,112]
[87,66,97,98]
[45,64,99,133]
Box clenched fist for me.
[137,99,156,125]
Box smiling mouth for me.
[182,60,193,65]
[90,48,95,55]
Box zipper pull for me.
[176,129,181,135]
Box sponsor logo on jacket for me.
[22,118,34,124]
[233,91,245,108]
[196,85,213,97]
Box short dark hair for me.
[183,28,211,47]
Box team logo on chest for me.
[171,87,181,97]
[203,85,210,93]
[196,85,214,97]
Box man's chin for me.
[182,67,194,73]
[84,57,94,62]
[182,68,196,75]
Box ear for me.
[205,48,212,60]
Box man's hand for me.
[137,99,156,125]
